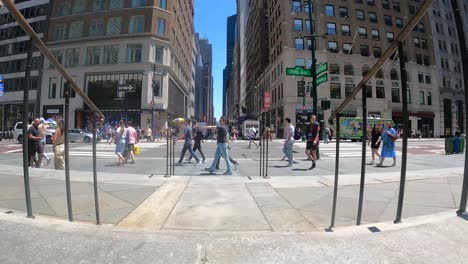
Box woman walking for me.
[52,119,65,170]
[368,124,382,165]
[38,118,51,166]
[377,121,397,167]
[111,120,127,166]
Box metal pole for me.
[92,114,100,225]
[172,128,175,175]
[307,0,317,117]
[151,106,154,135]
[395,42,409,223]
[259,119,262,177]
[124,92,128,122]
[265,130,269,178]
[64,83,73,222]
[22,41,34,219]
[165,129,169,177]
[330,114,340,228]
[450,0,468,216]
[357,86,367,225]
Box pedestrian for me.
[27,118,44,168]
[144,126,152,142]
[38,118,51,166]
[111,120,127,166]
[52,119,65,170]
[188,120,206,163]
[305,114,320,169]
[325,127,330,144]
[106,126,113,143]
[214,125,239,170]
[247,126,259,148]
[377,121,397,167]
[282,118,295,167]
[368,124,382,165]
[175,119,201,165]
[126,121,138,164]
[329,127,333,143]
[206,117,232,175]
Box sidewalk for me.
[0,164,463,230]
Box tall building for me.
[237,0,250,120]
[198,37,213,123]
[40,0,194,130]
[223,14,237,117]
[428,0,466,136]
[248,0,439,138]
[0,0,49,131]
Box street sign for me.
[0,83,4,97]
[264,92,271,109]
[117,84,135,92]
[286,66,312,77]
[316,63,328,76]
[315,73,328,86]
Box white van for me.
[13,122,55,144]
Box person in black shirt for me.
[28,118,44,168]
[188,121,206,163]
[368,124,382,165]
[205,117,232,175]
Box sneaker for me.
[309,163,316,170]
[293,160,299,163]
[46,159,51,165]
[391,163,396,167]
[223,171,232,175]
[195,161,202,166]
[176,162,183,166]
[281,156,286,161]
[369,160,375,165]
[287,164,293,167]
[202,160,207,164]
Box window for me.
[127,44,142,63]
[369,12,377,23]
[382,0,389,9]
[360,45,369,56]
[373,47,381,58]
[152,74,162,97]
[129,16,145,33]
[48,77,57,99]
[106,17,121,35]
[306,20,311,32]
[307,39,313,50]
[72,0,86,14]
[386,32,394,42]
[362,65,370,76]
[68,21,83,39]
[330,83,341,99]
[427,92,432,105]
[340,7,348,17]
[159,0,167,9]
[297,81,305,97]
[343,43,352,54]
[358,27,367,38]
[294,19,303,31]
[132,0,146,8]
[292,1,301,12]
[325,5,335,16]
[327,23,336,35]
[425,74,431,84]
[295,58,305,67]
[368,0,375,6]
[51,50,64,67]
[155,45,164,64]
[393,1,400,11]
[376,84,385,99]
[330,63,340,74]
[344,64,354,75]
[89,19,104,36]
[93,0,106,11]
[53,24,67,41]
[328,41,338,53]
[110,0,123,9]
[384,15,392,26]
[103,45,119,64]
[65,48,80,67]
[371,29,380,40]
[56,3,71,16]
[414,37,420,48]
[409,5,415,15]
[295,38,304,49]
[417,23,425,33]
[341,24,350,36]
[392,87,400,102]
[304,3,311,13]
[419,91,425,105]
[356,10,365,20]
[86,46,101,65]
[391,69,399,80]
[423,55,430,66]
[375,69,384,79]
[345,84,354,97]
[418,72,424,83]
[395,18,403,28]
[157,18,166,36]
[366,85,372,98]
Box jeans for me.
[282,141,294,165]
[41,140,50,161]
[189,142,205,161]
[178,142,200,163]
[216,156,237,169]
[209,143,231,172]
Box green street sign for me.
[286,66,312,77]
[316,63,328,75]
[315,73,328,86]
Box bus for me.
[241,120,260,139]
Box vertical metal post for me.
[307,0,317,117]
[92,114,100,225]
[165,129,169,176]
[124,92,128,122]
[357,86,367,225]
[259,119,262,177]
[22,41,34,218]
[395,41,409,223]
[172,128,175,175]
[151,106,154,135]
[265,130,269,178]
[451,0,468,216]
[330,114,340,228]
[64,82,73,222]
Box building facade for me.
[249,0,440,138]
[40,0,194,130]
[223,14,236,117]
[0,0,49,131]
[197,37,213,123]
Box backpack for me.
[294,129,301,140]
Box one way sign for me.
[117,84,135,92]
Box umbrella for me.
[172,118,184,123]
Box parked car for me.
[68,129,99,143]
[13,122,55,144]
[0,131,3,141]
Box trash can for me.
[458,137,465,154]
[445,137,454,154]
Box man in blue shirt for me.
[175,119,201,165]
[205,117,232,175]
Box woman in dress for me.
[368,124,382,165]
[111,120,127,166]
[377,121,397,167]
[52,119,65,170]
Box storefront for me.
[0,102,35,131]
[392,111,435,138]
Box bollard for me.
[165,129,169,177]
[92,114,100,225]
[64,83,73,222]
[330,114,340,229]
[264,129,270,179]
[357,87,367,225]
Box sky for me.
[194,0,237,119]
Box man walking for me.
[247,126,259,148]
[206,117,232,175]
[305,115,320,169]
[126,121,138,164]
[188,120,206,163]
[282,118,295,167]
[175,119,201,165]
[28,118,44,168]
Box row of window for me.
[435,23,457,38]
[323,5,404,27]
[1,76,39,92]
[0,21,45,40]
[55,0,167,17]
[53,17,166,41]
[438,40,460,56]
[0,40,39,57]
[0,57,40,74]
[0,4,48,26]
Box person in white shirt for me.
[282,118,295,167]
[247,126,259,148]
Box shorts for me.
[127,144,135,152]
[28,143,43,157]
[371,142,380,149]
[306,141,318,151]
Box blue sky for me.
[194,0,236,119]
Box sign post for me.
[286,66,312,77]
[316,63,328,76]
[116,84,135,121]
[315,73,328,86]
